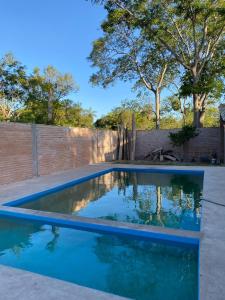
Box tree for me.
[169,125,199,161]
[162,94,192,126]
[92,0,225,127]
[202,106,220,127]
[53,100,95,128]
[19,99,95,128]
[0,54,94,128]
[95,99,155,130]
[25,66,78,124]
[89,14,176,129]
[0,53,27,121]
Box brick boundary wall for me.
[135,128,223,162]
[0,122,118,185]
[1,123,224,185]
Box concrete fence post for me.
[223,126,225,164]
[31,124,39,177]
[96,129,99,162]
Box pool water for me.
[0,218,198,300]
[18,171,203,231]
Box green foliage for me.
[91,0,225,127]
[89,7,178,128]
[169,125,199,147]
[54,100,94,128]
[160,116,181,130]
[162,94,192,126]
[204,107,220,128]
[18,99,94,128]
[95,96,221,130]
[0,53,95,128]
[0,53,27,120]
[24,65,79,124]
[95,99,155,130]
[180,58,225,101]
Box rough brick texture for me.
[1,122,223,185]
[37,126,118,176]
[0,122,118,185]
[135,128,222,161]
[0,123,33,185]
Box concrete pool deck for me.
[0,163,224,300]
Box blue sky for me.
[0,0,138,119]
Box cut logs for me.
[144,148,179,162]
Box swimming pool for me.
[0,217,198,300]
[9,169,203,231]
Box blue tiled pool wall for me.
[0,167,204,247]
[0,208,199,247]
[4,167,204,208]
[0,167,204,240]
[5,168,203,233]
[0,215,199,300]
[0,167,203,300]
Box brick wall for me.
[135,128,222,161]
[0,123,33,185]
[37,126,118,176]
[1,122,223,185]
[0,122,118,185]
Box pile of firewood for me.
[144,148,179,162]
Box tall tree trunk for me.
[124,128,129,160]
[130,112,136,161]
[199,110,205,127]
[193,94,201,128]
[118,124,124,160]
[155,90,160,129]
[156,186,161,215]
[132,172,138,202]
[156,185,163,226]
[199,98,206,127]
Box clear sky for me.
[0,0,137,119]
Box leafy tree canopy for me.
[91,0,225,127]
[0,53,27,120]
[0,54,95,128]
[95,98,155,130]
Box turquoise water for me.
[20,171,203,231]
[0,218,198,300]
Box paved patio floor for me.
[0,163,224,300]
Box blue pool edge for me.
[3,167,205,207]
[0,166,202,299]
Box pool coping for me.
[0,205,201,247]
[1,166,203,246]
[0,163,224,300]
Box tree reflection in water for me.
[114,171,202,230]
[93,233,198,300]
[0,218,60,255]
[20,171,203,230]
[46,226,60,252]
[0,218,198,300]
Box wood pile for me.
[144,148,179,162]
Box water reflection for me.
[94,234,198,300]
[0,218,198,300]
[0,219,60,254]
[20,171,203,231]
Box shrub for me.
[169,125,199,147]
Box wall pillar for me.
[223,126,225,164]
[31,124,39,177]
